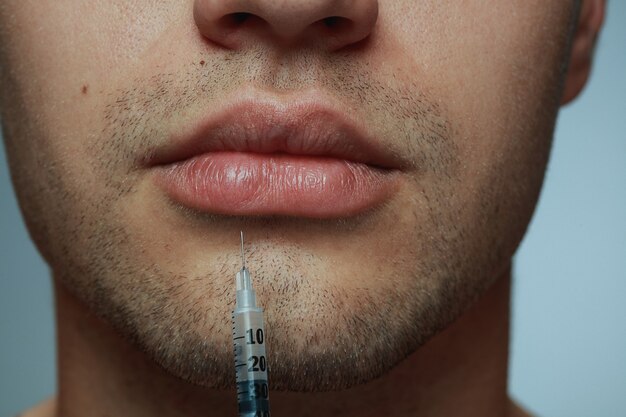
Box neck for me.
[54,267,512,417]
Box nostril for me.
[322,16,341,28]
[321,16,350,29]
[216,12,255,32]
[230,12,252,24]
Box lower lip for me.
[153,152,401,218]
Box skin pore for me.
[0,0,604,416]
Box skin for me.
[0,0,604,416]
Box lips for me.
[150,93,404,218]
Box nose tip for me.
[194,0,378,50]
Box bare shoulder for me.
[15,396,56,417]
[508,398,537,417]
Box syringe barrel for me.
[232,306,270,417]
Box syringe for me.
[232,231,271,417]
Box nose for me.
[194,0,378,50]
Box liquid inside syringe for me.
[232,231,270,417]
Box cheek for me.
[0,0,193,143]
[373,1,576,266]
[444,4,574,246]
[0,0,183,255]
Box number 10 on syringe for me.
[232,231,270,417]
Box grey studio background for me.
[1,3,625,416]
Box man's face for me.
[0,1,580,390]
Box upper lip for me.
[146,90,407,170]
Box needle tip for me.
[240,230,245,269]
